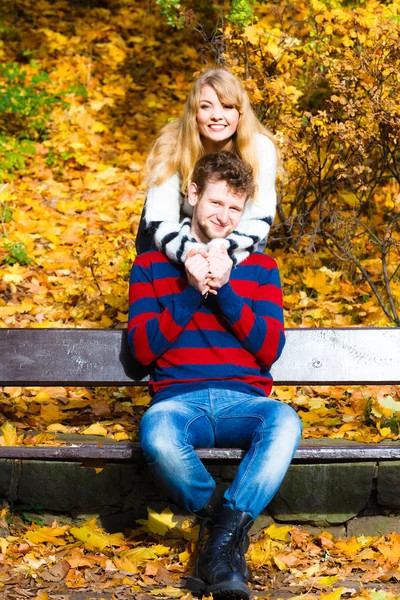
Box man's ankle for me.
[194,490,222,519]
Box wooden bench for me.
[1,328,400,463]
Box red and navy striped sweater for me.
[128,250,285,400]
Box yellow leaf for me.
[273,555,288,571]
[56,199,88,214]
[320,587,345,600]
[25,526,69,546]
[334,538,361,558]
[34,391,51,402]
[0,301,34,317]
[316,576,339,589]
[118,546,158,566]
[273,387,294,401]
[339,192,358,207]
[179,549,191,564]
[181,522,200,541]
[47,423,69,434]
[137,507,178,536]
[303,268,331,294]
[304,308,325,319]
[248,539,273,568]
[151,543,172,556]
[3,273,24,284]
[265,523,292,541]
[377,425,392,438]
[70,526,124,551]
[92,121,107,133]
[377,395,400,413]
[113,556,139,574]
[0,422,22,446]
[244,24,262,45]
[114,431,129,441]
[151,587,186,597]
[100,314,113,327]
[82,423,108,437]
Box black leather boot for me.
[194,490,222,520]
[187,506,253,599]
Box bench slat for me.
[1,442,400,462]
[1,328,400,385]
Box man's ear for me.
[187,182,199,208]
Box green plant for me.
[0,61,86,181]
[156,0,256,31]
[0,135,36,181]
[228,0,255,28]
[381,414,400,435]
[0,61,68,139]
[21,512,45,527]
[156,0,184,28]
[0,201,12,223]
[2,241,33,266]
[364,398,374,427]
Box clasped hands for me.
[185,245,233,296]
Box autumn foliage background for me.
[0,1,400,597]
[0,0,399,445]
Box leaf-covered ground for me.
[2,504,400,600]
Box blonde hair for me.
[146,69,280,197]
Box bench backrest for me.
[1,328,399,386]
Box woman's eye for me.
[224,105,234,109]
[200,104,211,109]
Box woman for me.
[136,69,279,266]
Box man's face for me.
[188,179,247,243]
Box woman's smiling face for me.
[196,85,240,152]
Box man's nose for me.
[217,207,229,224]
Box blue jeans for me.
[139,388,302,520]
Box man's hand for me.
[185,250,210,295]
[206,245,233,292]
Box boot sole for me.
[186,576,250,600]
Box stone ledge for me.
[0,458,397,532]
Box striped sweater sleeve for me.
[216,255,285,369]
[128,254,203,365]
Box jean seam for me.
[183,413,216,491]
[233,431,261,503]
[183,413,211,445]
[217,413,265,503]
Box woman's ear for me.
[187,182,199,208]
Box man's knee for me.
[264,399,302,440]
[276,401,302,441]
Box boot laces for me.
[214,526,245,570]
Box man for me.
[128,152,302,600]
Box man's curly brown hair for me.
[191,151,256,201]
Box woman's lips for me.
[208,125,226,131]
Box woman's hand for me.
[185,250,210,295]
[186,246,232,295]
[205,245,233,292]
